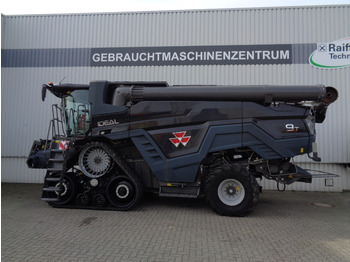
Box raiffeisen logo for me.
[309,37,350,69]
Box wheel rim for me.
[217,179,245,206]
[46,174,76,205]
[94,194,106,207]
[107,177,136,209]
[55,181,67,196]
[76,193,90,206]
[78,145,112,178]
[116,183,131,199]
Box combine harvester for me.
[27,81,337,216]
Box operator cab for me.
[42,82,90,137]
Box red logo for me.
[59,141,69,150]
[169,131,191,147]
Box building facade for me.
[2,5,350,191]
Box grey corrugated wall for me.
[1,6,349,191]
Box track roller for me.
[106,175,142,210]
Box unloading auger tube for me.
[113,84,338,106]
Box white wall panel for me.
[2,158,46,183]
[2,6,349,48]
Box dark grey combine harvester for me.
[27,81,338,216]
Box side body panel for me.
[242,102,312,159]
[129,101,242,182]
[130,124,242,182]
[87,82,313,184]
[125,101,311,183]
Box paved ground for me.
[2,183,350,262]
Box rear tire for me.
[205,164,259,216]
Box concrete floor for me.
[2,183,350,262]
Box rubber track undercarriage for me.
[43,141,144,210]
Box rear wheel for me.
[205,164,259,216]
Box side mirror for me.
[41,84,47,101]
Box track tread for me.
[96,142,144,207]
[47,141,144,211]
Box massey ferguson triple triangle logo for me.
[169,131,191,147]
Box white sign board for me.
[309,37,350,69]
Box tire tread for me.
[204,164,259,216]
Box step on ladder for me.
[41,142,66,202]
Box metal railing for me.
[44,104,67,151]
